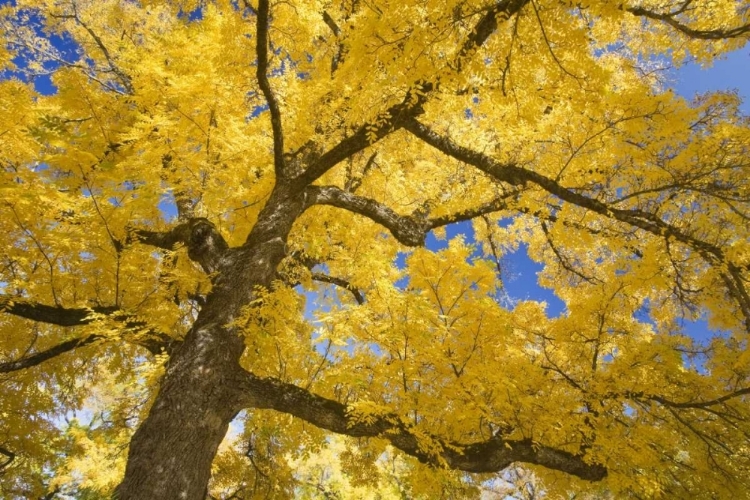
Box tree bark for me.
[114,230,288,499]
[112,321,243,499]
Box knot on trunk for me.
[392,217,428,247]
[186,218,229,273]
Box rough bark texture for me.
[112,322,243,499]
[114,181,608,498]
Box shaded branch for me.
[278,251,364,304]
[344,152,378,193]
[648,387,750,410]
[0,445,14,471]
[403,119,527,186]
[256,0,286,178]
[0,334,100,373]
[289,95,426,192]
[311,273,365,304]
[450,0,529,74]
[403,118,731,258]
[306,185,515,247]
[0,329,175,373]
[425,195,517,230]
[130,218,228,274]
[322,10,344,73]
[161,153,199,220]
[236,371,607,481]
[322,11,341,37]
[0,295,178,372]
[627,6,750,40]
[0,294,116,327]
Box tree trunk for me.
[115,237,289,499]
[113,321,244,499]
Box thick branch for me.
[306,185,428,246]
[403,118,730,259]
[322,11,341,37]
[0,294,116,327]
[306,185,515,247]
[131,218,228,274]
[0,295,177,372]
[289,97,424,192]
[292,0,529,191]
[236,371,607,481]
[451,0,528,73]
[627,6,750,40]
[0,335,99,373]
[0,329,175,373]
[0,445,15,471]
[403,119,527,186]
[256,0,286,177]
[405,117,750,328]
[322,10,344,73]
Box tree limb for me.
[311,273,365,304]
[0,295,178,372]
[0,445,14,471]
[0,329,176,373]
[50,8,135,94]
[627,5,750,40]
[0,294,117,327]
[344,152,378,193]
[425,194,518,230]
[236,371,607,481]
[305,185,428,246]
[322,11,341,37]
[450,0,529,74]
[645,388,750,410]
[322,10,344,73]
[280,252,365,303]
[0,334,100,373]
[256,0,286,178]
[306,185,516,247]
[291,0,530,191]
[404,117,750,329]
[403,118,730,259]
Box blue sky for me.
[675,49,750,113]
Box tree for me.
[0,0,749,497]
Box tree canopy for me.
[1,0,749,498]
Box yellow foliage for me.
[0,0,749,497]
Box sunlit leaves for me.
[1,0,749,497]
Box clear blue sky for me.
[675,49,750,113]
